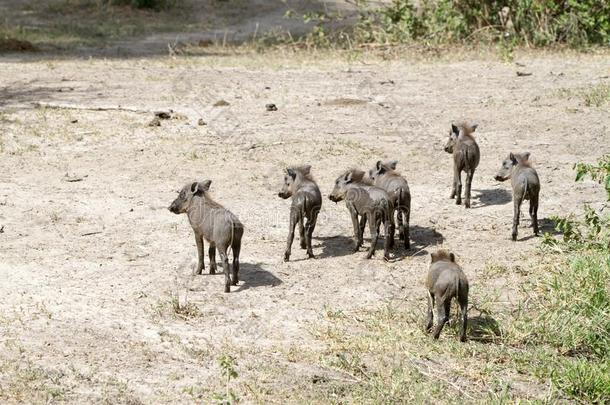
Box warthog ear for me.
[287,168,296,179]
[192,180,211,195]
[387,160,398,170]
[471,124,478,132]
[301,165,311,175]
[344,171,353,183]
[449,253,455,262]
[352,170,365,182]
[451,124,459,134]
[430,252,436,262]
[522,152,531,161]
[509,153,517,164]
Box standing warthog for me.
[426,249,469,342]
[444,123,480,208]
[329,169,394,260]
[169,180,244,293]
[369,160,411,249]
[278,165,322,261]
[494,152,540,241]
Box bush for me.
[351,0,610,47]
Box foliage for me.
[575,154,610,199]
[214,354,238,404]
[528,155,610,402]
[298,0,610,48]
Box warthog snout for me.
[494,175,506,182]
[168,200,180,214]
[328,194,341,203]
[278,191,291,199]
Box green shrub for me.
[351,0,610,47]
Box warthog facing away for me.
[329,169,394,260]
[369,160,411,249]
[495,152,540,241]
[278,165,322,261]
[444,123,480,208]
[426,249,469,341]
[169,180,244,293]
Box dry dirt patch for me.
[0,50,608,402]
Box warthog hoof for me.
[231,279,238,286]
[194,267,203,276]
[300,241,307,249]
[511,233,517,241]
[209,267,216,275]
[465,201,471,208]
[307,252,315,259]
[456,199,462,205]
[224,285,230,293]
[283,252,290,262]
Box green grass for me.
[583,83,610,108]
[557,83,610,109]
[303,247,610,403]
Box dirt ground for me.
[0,46,609,402]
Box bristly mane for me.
[289,166,315,183]
[457,122,476,138]
[435,249,453,261]
[379,162,402,177]
[202,191,224,208]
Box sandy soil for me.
[0,49,608,402]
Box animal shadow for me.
[408,226,445,257]
[234,262,282,292]
[538,217,561,236]
[317,235,359,259]
[467,313,502,343]
[472,188,512,208]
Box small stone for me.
[148,117,161,127]
[198,118,207,126]
[266,103,278,111]
[213,100,230,107]
[155,111,171,119]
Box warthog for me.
[444,123,480,208]
[369,160,411,249]
[494,152,540,241]
[278,165,322,261]
[169,180,244,293]
[329,169,394,260]
[426,249,469,341]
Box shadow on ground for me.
[235,262,282,291]
[408,225,445,257]
[467,313,502,343]
[190,262,281,292]
[317,235,357,259]
[472,188,512,208]
[538,217,560,235]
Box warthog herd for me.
[169,122,541,341]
